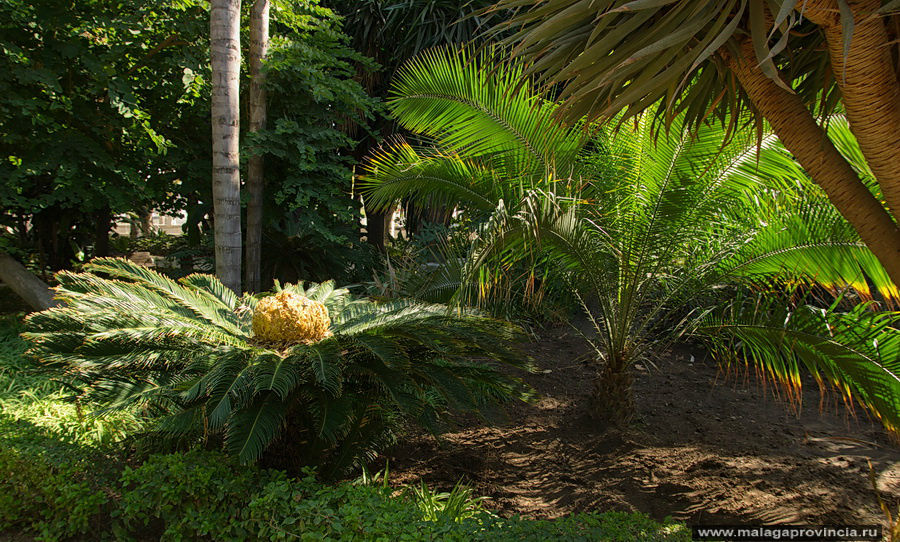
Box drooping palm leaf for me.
[698,296,900,435]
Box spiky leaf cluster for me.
[22,258,530,472]
[361,48,900,437]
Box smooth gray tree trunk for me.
[210,0,243,293]
[0,251,57,311]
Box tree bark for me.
[727,38,900,287]
[93,207,111,257]
[803,0,900,221]
[590,357,635,428]
[211,0,243,293]
[0,251,57,311]
[244,0,269,293]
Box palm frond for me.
[699,296,900,436]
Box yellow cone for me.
[252,291,331,344]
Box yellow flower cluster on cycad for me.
[251,291,332,344]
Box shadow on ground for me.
[381,326,900,525]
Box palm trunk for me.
[210,0,243,293]
[244,0,269,293]
[591,353,635,428]
[804,0,900,221]
[727,38,900,288]
[0,251,57,311]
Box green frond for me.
[361,139,501,212]
[388,45,585,174]
[225,395,289,464]
[699,297,900,437]
[84,258,245,335]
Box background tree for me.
[488,0,900,287]
[244,0,269,293]
[0,0,209,272]
[247,2,378,287]
[210,0,243,293]
[326,0,504,249]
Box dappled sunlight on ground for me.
[383,326,900,525]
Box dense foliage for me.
[0,0,209,268]
[251,2,379,284]
[362,47,900,433]
[0,0,377,285]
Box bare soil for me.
[381,325,900,525]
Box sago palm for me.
[361,46,588,312]
[362,48,900,433]
[22,258,530,475]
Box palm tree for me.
[486,0,900,288]
[22,258,529,475]
[329,0,506,249]
[362,48,900,431]
[210,0,242,293]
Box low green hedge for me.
[0,444,689,541]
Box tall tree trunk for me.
[244,0,269,293]
[365,206,389,250]
[727,38,900,287]
[93,207,111,257]
[137,206,153,237]
[0,251,57,311]
[211,0,243,293]
[804,0,900,221]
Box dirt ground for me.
[381,325,900,525]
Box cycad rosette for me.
[23,258,530,472]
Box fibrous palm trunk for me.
[591,353,635,428]
[245,0,269,293]
[210,0,243,293]
[804,0,900,221]
[727,38,900,288]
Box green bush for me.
[116,450,286,541]
[23,258,530,474]
[0,445,689,541]
[0,419,114,541]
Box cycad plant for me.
[362,47,900,433]
[22,258,529,475]
[362,46,587,314]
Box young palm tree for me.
[22,258,530,475]
[362,48,900,432]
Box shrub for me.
[116,450,285,541]
[0,418,114,541]
[22,258,531,475]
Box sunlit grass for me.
[0,313,144,448]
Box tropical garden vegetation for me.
[2,0,900,539]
